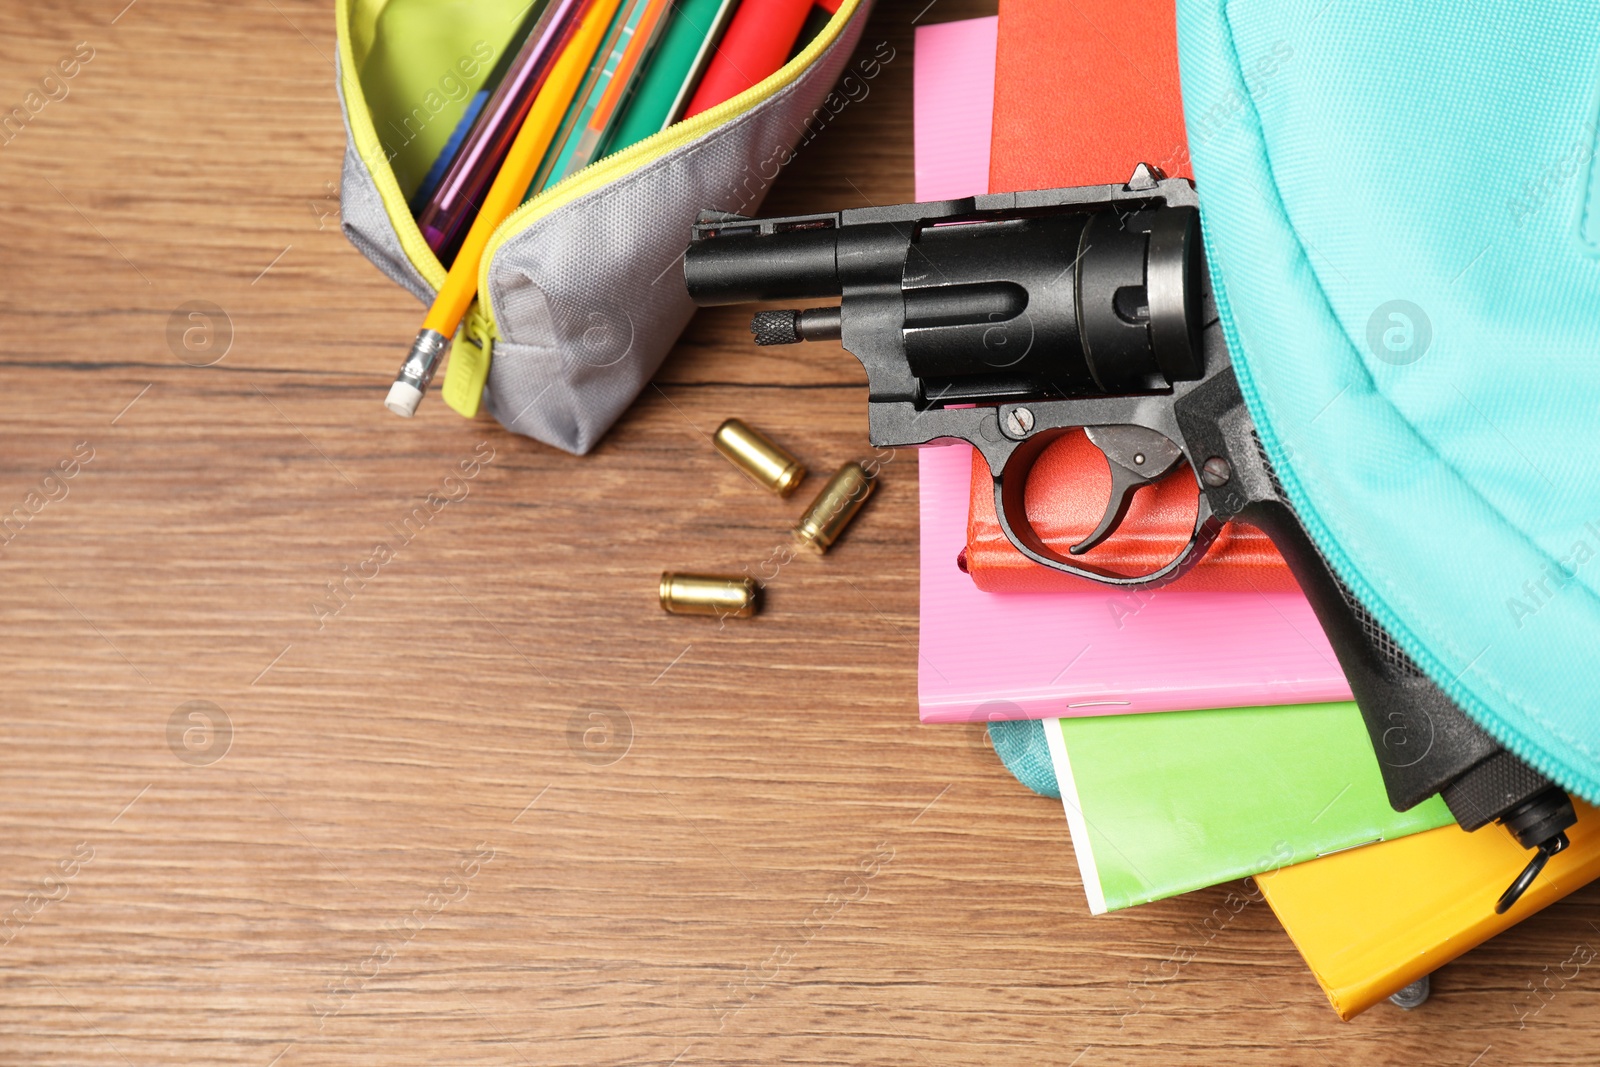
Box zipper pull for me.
[441,299,495,418]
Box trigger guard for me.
[992,437,1226,587]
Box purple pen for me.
[417,0,598,267]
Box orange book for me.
[1257,801,1600,1020]
[966,0,1292,594]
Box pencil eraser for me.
[385,380,423,418]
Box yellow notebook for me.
[1258,801,1600,1019]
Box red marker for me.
[683,0,820,117]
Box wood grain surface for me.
[2,1,1598,1064]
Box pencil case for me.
[335,0,881,454]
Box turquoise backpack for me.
[1171,0,1600,803]
[996,3,1600,804]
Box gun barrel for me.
[684,229,842,306]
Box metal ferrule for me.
[395,328,451,391]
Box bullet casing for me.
[659,572,758,618]
[713,418,806,497]
[793,461,876,554]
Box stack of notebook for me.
[912,2,1600,1020]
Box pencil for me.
[527,0,640,195]
[386,0,624,418]
[535,0,673,193]
[577,0,673,159]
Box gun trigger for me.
[1070,462,1151,555]
[1071,426,1186,556]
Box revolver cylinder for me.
[685,201,1205,408]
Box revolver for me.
[684,166,1577,909]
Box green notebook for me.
[1043,702,1455,914]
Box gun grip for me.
[1238,497,1562,824]
[1169,365,1574,868]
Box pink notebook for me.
[912,17,1351,722]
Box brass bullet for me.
[793,460,876,554]
[659,572,758,618]
[713,418,806,497]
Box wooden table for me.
[2,1,1596,1063]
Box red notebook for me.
[988,0,1190,193]
[966,0,1292,594]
